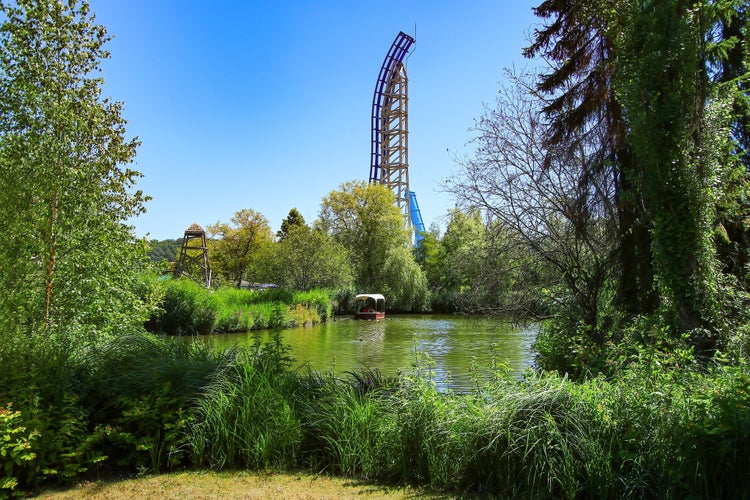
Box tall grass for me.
[292,289,333,321]
[150,281,333,334]
[184,339,750,497]
[152,279,218,335]
[189,332,302,469]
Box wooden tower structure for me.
[173,223,212,288]
[370,31,415,224]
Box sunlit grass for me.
[32,470,434,499]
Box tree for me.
[0,0,149,342]
[317,180,428,311]
[439,208,487,295]
[268,223,353,291]
[276,207,305,240]
[524,0,657,317]
[207,209,273,287]
[613,0,738,336]
[317,181,408,289]
[447,74,614,333]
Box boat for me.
[353,293,386,320]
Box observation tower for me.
[370,32,424,244]
[173,223,212,288]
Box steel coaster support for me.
[409,190,426,246]
[370,31,415,227]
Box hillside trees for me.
[0,0,149,342]
[148,238,182,262]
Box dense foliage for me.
[0,0,151,343]
[317,181,429,311]
[3,332,749,498]
[146,279,333,335]
[444,0,750,372]
[1,0,749,498]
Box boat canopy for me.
[354,293,386,313]
[354,293,385,302]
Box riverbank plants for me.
[2,327,749,498]
[148,279,333,335]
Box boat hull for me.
[354,311,385,321]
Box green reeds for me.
[189,353,303,470]
[152,283,333,334]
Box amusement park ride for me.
[369,31,426,246]
[174,31,425,289]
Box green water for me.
[192,314,537,392]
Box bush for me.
[0,339,106,495]
[150,279,217,335]
[292,290,332,321]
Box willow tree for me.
[317,181,428,311]
[0,0,148,342]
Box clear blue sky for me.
[91,1,540,241]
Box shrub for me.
[189,354,302,469]
[150,279,217,335]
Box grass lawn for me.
[30,470,445,499]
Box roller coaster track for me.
[370,31,415,226]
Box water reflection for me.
[189,314,537,392]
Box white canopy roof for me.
[354,293,385,302]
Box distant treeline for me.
[148,238,182,262]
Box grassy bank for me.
[147,279,334,335]
[2,329,749,498]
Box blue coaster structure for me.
[410,190,426,246]
[370,31,423,246]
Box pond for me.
[191,314,538,392]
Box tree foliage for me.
[0,0,149,342]
[147,238,182,262]
[611,0,749,337]
[445,0,749,369]
[267,223,353,291]
[317,181,427,311]
[447,75,614,329]
[208,209,273,288]
[276,207,305,241]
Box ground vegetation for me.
[2,0,750,498]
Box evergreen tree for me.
[525,0,657,316]
[276,207,305,240]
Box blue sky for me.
[92,1,540,240]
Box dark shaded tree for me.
[277,207,305,241]
[524,0,656,317]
